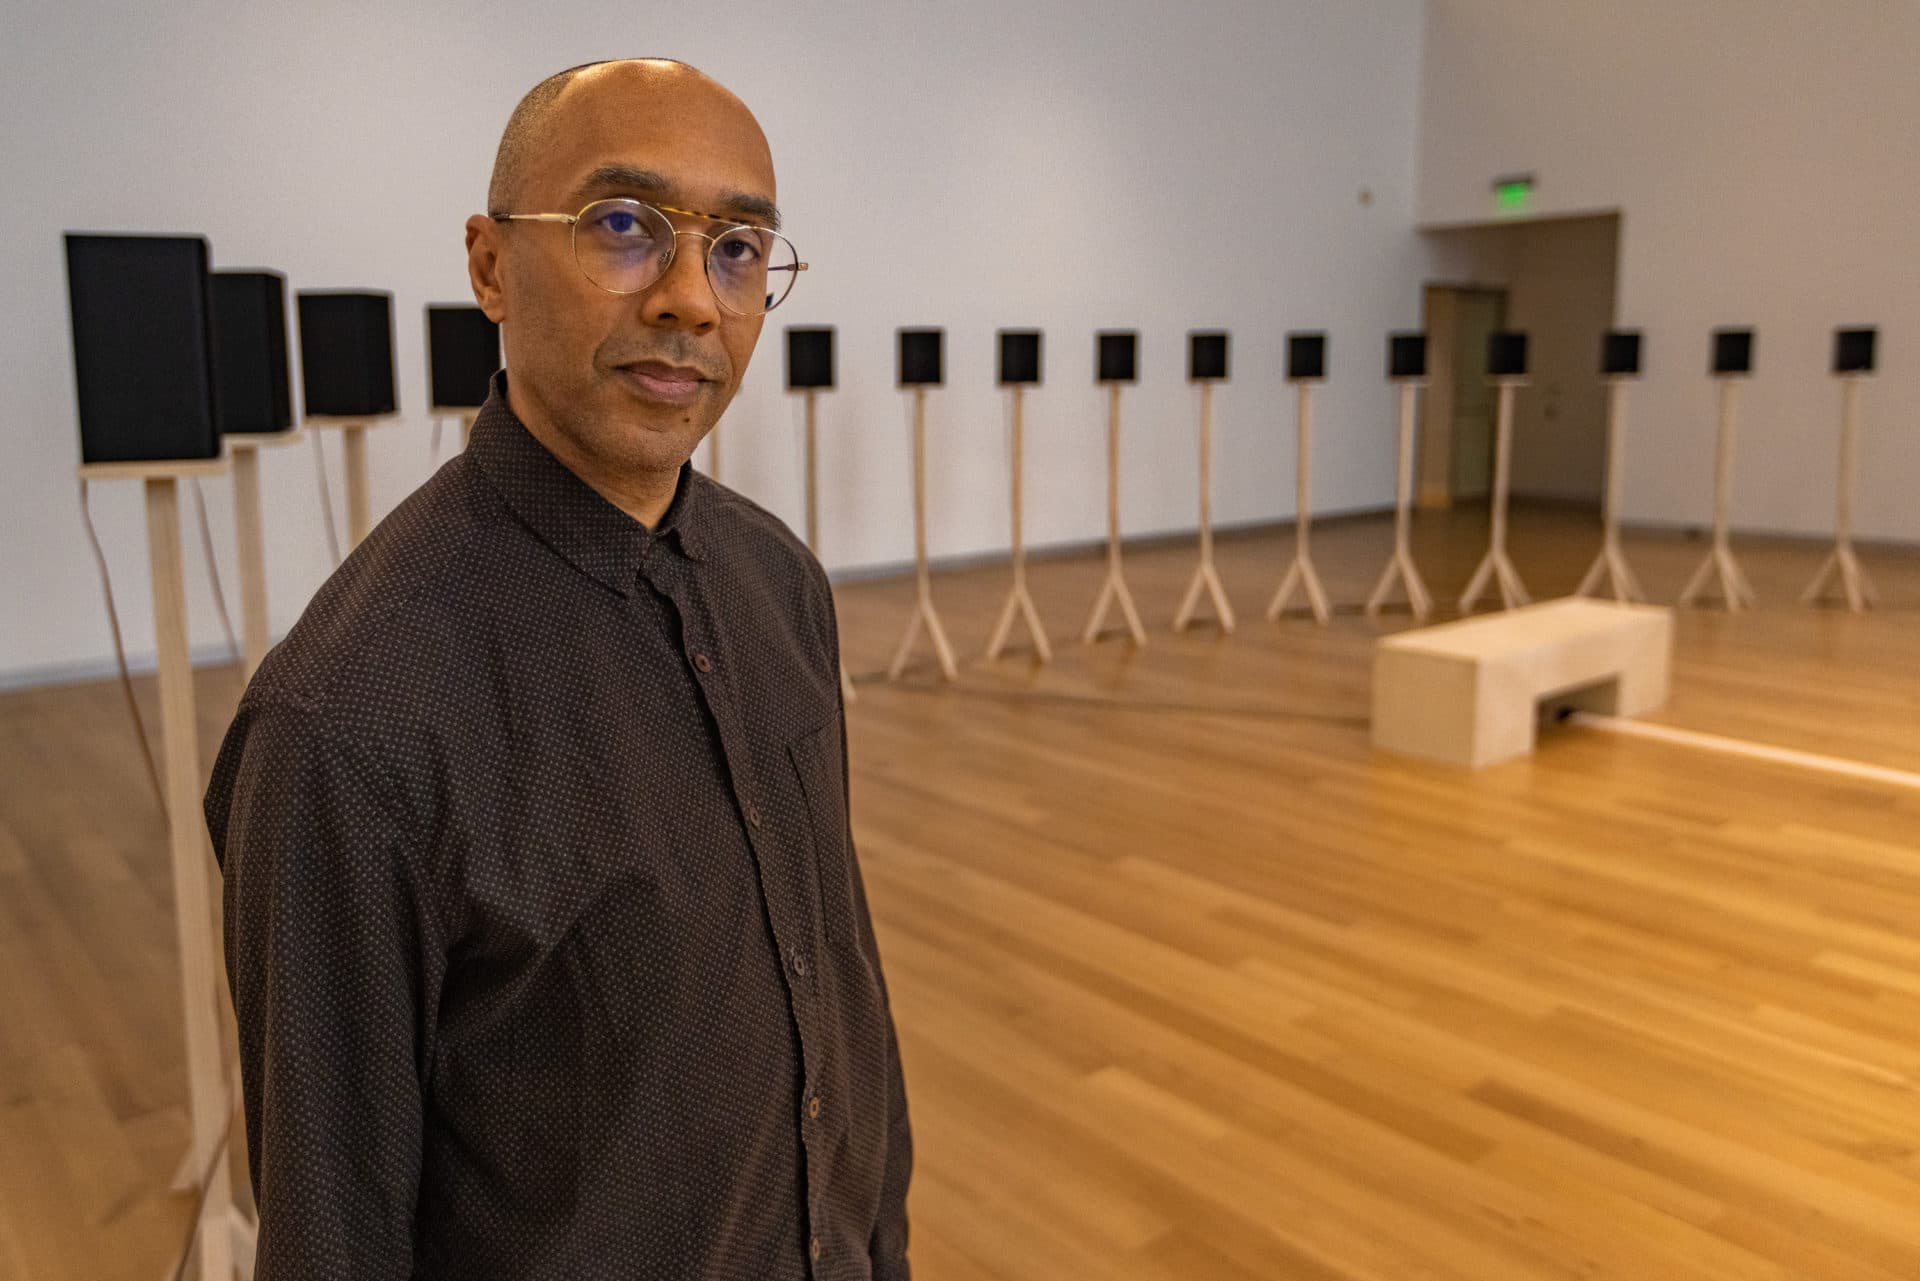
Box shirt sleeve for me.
[204,697,445,1281]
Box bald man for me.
[205,60,912,1280]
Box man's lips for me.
[614,360,713,405]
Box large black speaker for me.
[1388,332,1427,381]
[998,330,1042,385]
[298,291,396,416]
[64,233,221,464]
[1711,328,1754,377]
[1286,332,1327,382]
[1601,330,1643,377]
[425,305,499,409]
[1188,332,1229,382]
[212,270,293,435]
[898,329,944,386]
[1488,331,1530,378]
[1096,331,1137,383]
[1834,327,1877,375]
[786,327,835,389]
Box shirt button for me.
[746,802,763,828]
[789,947,810,978]
[693,652,713,673]
[809,1236,821,1261]
[807,1094,822,1120]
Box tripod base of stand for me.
[987,579,1053,662]
[1173,560,1235,634]
[1679,543,1756,611]
[888,595,958,681]
[1577,539,1648,605]
[1084,566,1148,646]
[1365,549,1433,621]
[1459,548,1532,614]
[1802,542,1878,613]
[1266,553,1331,624]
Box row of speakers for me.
[66,234,1886,466]
[63,233,500,464]
[812,324,1883,390]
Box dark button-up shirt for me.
[203,375,911,1280]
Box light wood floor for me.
[3,505,1918,1281]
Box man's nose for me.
[642,231,721,333]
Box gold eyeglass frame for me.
[489,197,808,316]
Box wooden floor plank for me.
[3,503,1917,1278]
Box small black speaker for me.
[211,270,293,435]
[1488,331,1529,378]
[1600,330,1642,377]
[998,330,1042,385]
[1188,332,1229,382]
[298,291,396,416]
[1287,332,1327,382]
[65,233,221,464]
[426,305,499,409]
[1097,331,1138,383]
[785,327,835,389]
[898,329,943,386]
[1388,332,1427,381]
[1834,327,1877,375]
[1711,328,1754,377]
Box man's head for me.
[466,59,777,488]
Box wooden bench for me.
[1371,598,1673,768]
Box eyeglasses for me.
[489,198,807,316]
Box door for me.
[1447,289,1505,501]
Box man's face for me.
[468,65,776,477]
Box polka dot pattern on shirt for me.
[204,372,913,1281]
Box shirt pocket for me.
[786,716,858,949]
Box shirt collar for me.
[467,371,709,597]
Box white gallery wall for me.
[1419,0,1920,544]
[0,0,1428,687]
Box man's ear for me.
[465,215,507,323]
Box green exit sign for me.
[1493,174,1535,213]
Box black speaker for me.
[1834,327,1877,375]
[998,330,1042,385]
[1601,330,1642,377]
[1711,328,1754,377]
[211,270,293,435]
[298,291,396,416]
[1188,332,1229,382]
[786,327,835,390]
[1488,331,1529,378]
[898,329,943,386]
[425,305,499,409]
[1097,331,1137,383]
[1286,332,1327,382]
[64,233,221,464]
[1388,332,1427,381]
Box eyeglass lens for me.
[572,199,799,314]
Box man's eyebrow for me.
[715,191,782,233]
[569,164,672,204]
[568,164,783,232]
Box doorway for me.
[1448,287,1505,502]
[1417,212,1622,510]
[1419,284,1507,507]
